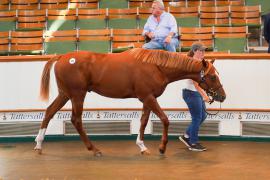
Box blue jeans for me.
[182,89,207,144]
[142,38,179,52]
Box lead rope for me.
[204,101,221,116]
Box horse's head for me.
[198,59,226,103]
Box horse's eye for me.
[210,76,216,81]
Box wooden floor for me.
[0,140,270,180]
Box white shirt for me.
[182,79,197,92]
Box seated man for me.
[142,0,179,52]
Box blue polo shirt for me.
[143,12,178,41]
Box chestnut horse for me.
[34,48,226,156]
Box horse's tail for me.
[40,55,61,101]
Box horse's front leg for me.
[34,93,69,154]
[71,92,102,157]
[136,104,151,155]
[143,95,169,155]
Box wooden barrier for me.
[1,53,270,112]
[1,53,270,62]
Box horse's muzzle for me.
[215,94,226,102]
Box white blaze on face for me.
[69,58,76,64]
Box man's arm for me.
[164,14,178,43]
[142,17,155,39]
[168,13,178,36]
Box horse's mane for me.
[128,48,202,72]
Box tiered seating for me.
[169,6,200,27]
[231,5,261,47]
[0,32,9,55]
[47,9,77,31]
[166,1,186,7]
[129,0,152,8]
[44,30,77,54]
[216,0,245,6]
[231,5,261,27]
[1,0,100,10]
[40,0,69,9]
[10,30,43,55]
[0,3,262,31]
[77,8,107,29]
[188,0,214,7]
[78,29,111,53]
[200,6,230,26]
[108,8,138,29]
[129,0,172,8]
[10,0,39,10]
[179,26,249,53]
[0,0,9,11]
[0,0,249,10]
[246,0,268,15]
[69,0,99,9]
[99,0,128,9]
[0,11,16,32]
[17,10,46,31]
[130,0,245,8]
[112,29,144,52]
[179,27,214,51]
[0,0,265,55]
[214,26,248,52]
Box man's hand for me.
[164,35,172,44]
[146,32,155,39]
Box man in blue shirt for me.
[142,0,179,52]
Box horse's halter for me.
[198,64,223,104]
[199,67,223,116]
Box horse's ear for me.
[210,59,215,64]
[202,59,207,67]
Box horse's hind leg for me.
[70,92,102,157]
[136,104,151,155]
[34,93,69,153]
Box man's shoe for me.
[179,135,191,148]
[188,143,207,152]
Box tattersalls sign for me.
[0,110,270,122]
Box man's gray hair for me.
[153,0,165,9]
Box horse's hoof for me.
[34,148,42,155]
[159,144,167,155]
[141,149,151,155]
[159,148,165,155]
[94,151,102,157]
